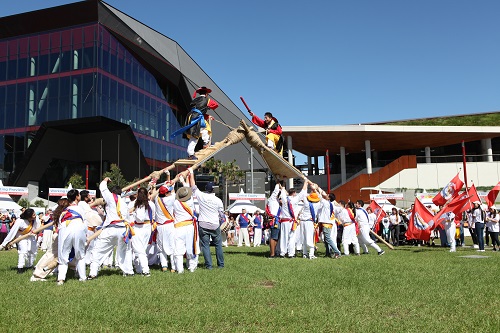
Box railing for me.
[416,154,500,163]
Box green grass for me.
[0,242,499,333]
[376,111,500,126]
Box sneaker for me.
[188,268,195,273]
[87,275,97,280]
[473,244,479,249]
[187,155,197,160]
[378,250,385,256]
[79,278,86,282]
[356,253,361,256]
[449,250,456,253]
[123,273,135,277]
[57,280,64,286]
[17,268,25,274]
[142,272,151,277]
[30,276,47,282]
[309,255,317,260]
[362,252,369,255]
[268,256,276,259]
[334,253,341,259]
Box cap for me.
[159,185,173,195]
[205,182,214,193]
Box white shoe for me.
[30,276,47,282]
[449,250,456,253]
[473,245,479,249]
[309,255,317,259]
[57,280,64,286]
[188,268,196,273]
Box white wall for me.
[379,161,500,189]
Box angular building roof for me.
[0,0,266,170]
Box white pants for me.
[131,223,152,274]
[445,223,457,252]
[278,221,296,257]
[34,233,59,279]
[156,222,175,269]
[238,227,250,247]
[187,129,210,156]
[17,235,37,268]
[58,220,87,281]
[174,223,199,273]
[253,228,262,247]
[41,229,53,251]
[294,223,303,251]
[357,224,382,253]
[89,226,134,276]
[342,224,359,255]
[300,220,315,257]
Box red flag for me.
[369,200,386,234]
[486,182,500,208]
[464,184,481,211]
[432,173,464,206]
[406,198,434,241]
[430,195,470,230]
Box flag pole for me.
[462,140,468,190]
[325,150,330,194]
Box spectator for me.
[485,206,499,251]
[389,208,400,246]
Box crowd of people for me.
[0,168,227,284]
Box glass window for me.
[49,52,60,74]
[5,104,15,128]
[83,26,95,48]
[39,34,50,56]
[38,54,49,76]
[0,86,5,129]
[17,55,29,78]
[0,57,6,81]
[82,46,94,69]
[7,58,17,80]
[101,75,109,97]
[60,50,72,72]
[47,97,60,121]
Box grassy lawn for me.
[0,242,498,333]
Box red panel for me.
[29,36,38,57]
[39,34,50,55]
[50,32,61,50]
[19,38,29,54]
[84,25,95,47]
[0,41,7,58]
[8,40,17,60]
[61,30,72,52]
[72,27,83,47]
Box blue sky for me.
[4,0,500,129]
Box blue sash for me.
[170,108,206,139]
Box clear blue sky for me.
[4,0,500,127]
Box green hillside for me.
[376,112,500,126]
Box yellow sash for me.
[20,222,33,235]
[157,197,174,221]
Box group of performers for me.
[0,168,221,284]
[265,180,385,259]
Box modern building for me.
[0,0,265,196]
[282,111,500,204]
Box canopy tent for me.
[0,180,22,211]
[0,197,22,211]
[227,199,259,214]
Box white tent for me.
[227,198,259,214]
[0,180,22,211]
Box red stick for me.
[240,96,251,112]
[462,140,468,190]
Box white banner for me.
[49,188,96,197]
[370,193,404,201]
[229,193,266,201]
[0,186,29,195]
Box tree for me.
[67,173,85,189]
[18,198,30,209]
[101,163,128,188]
[32,199,46,208]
